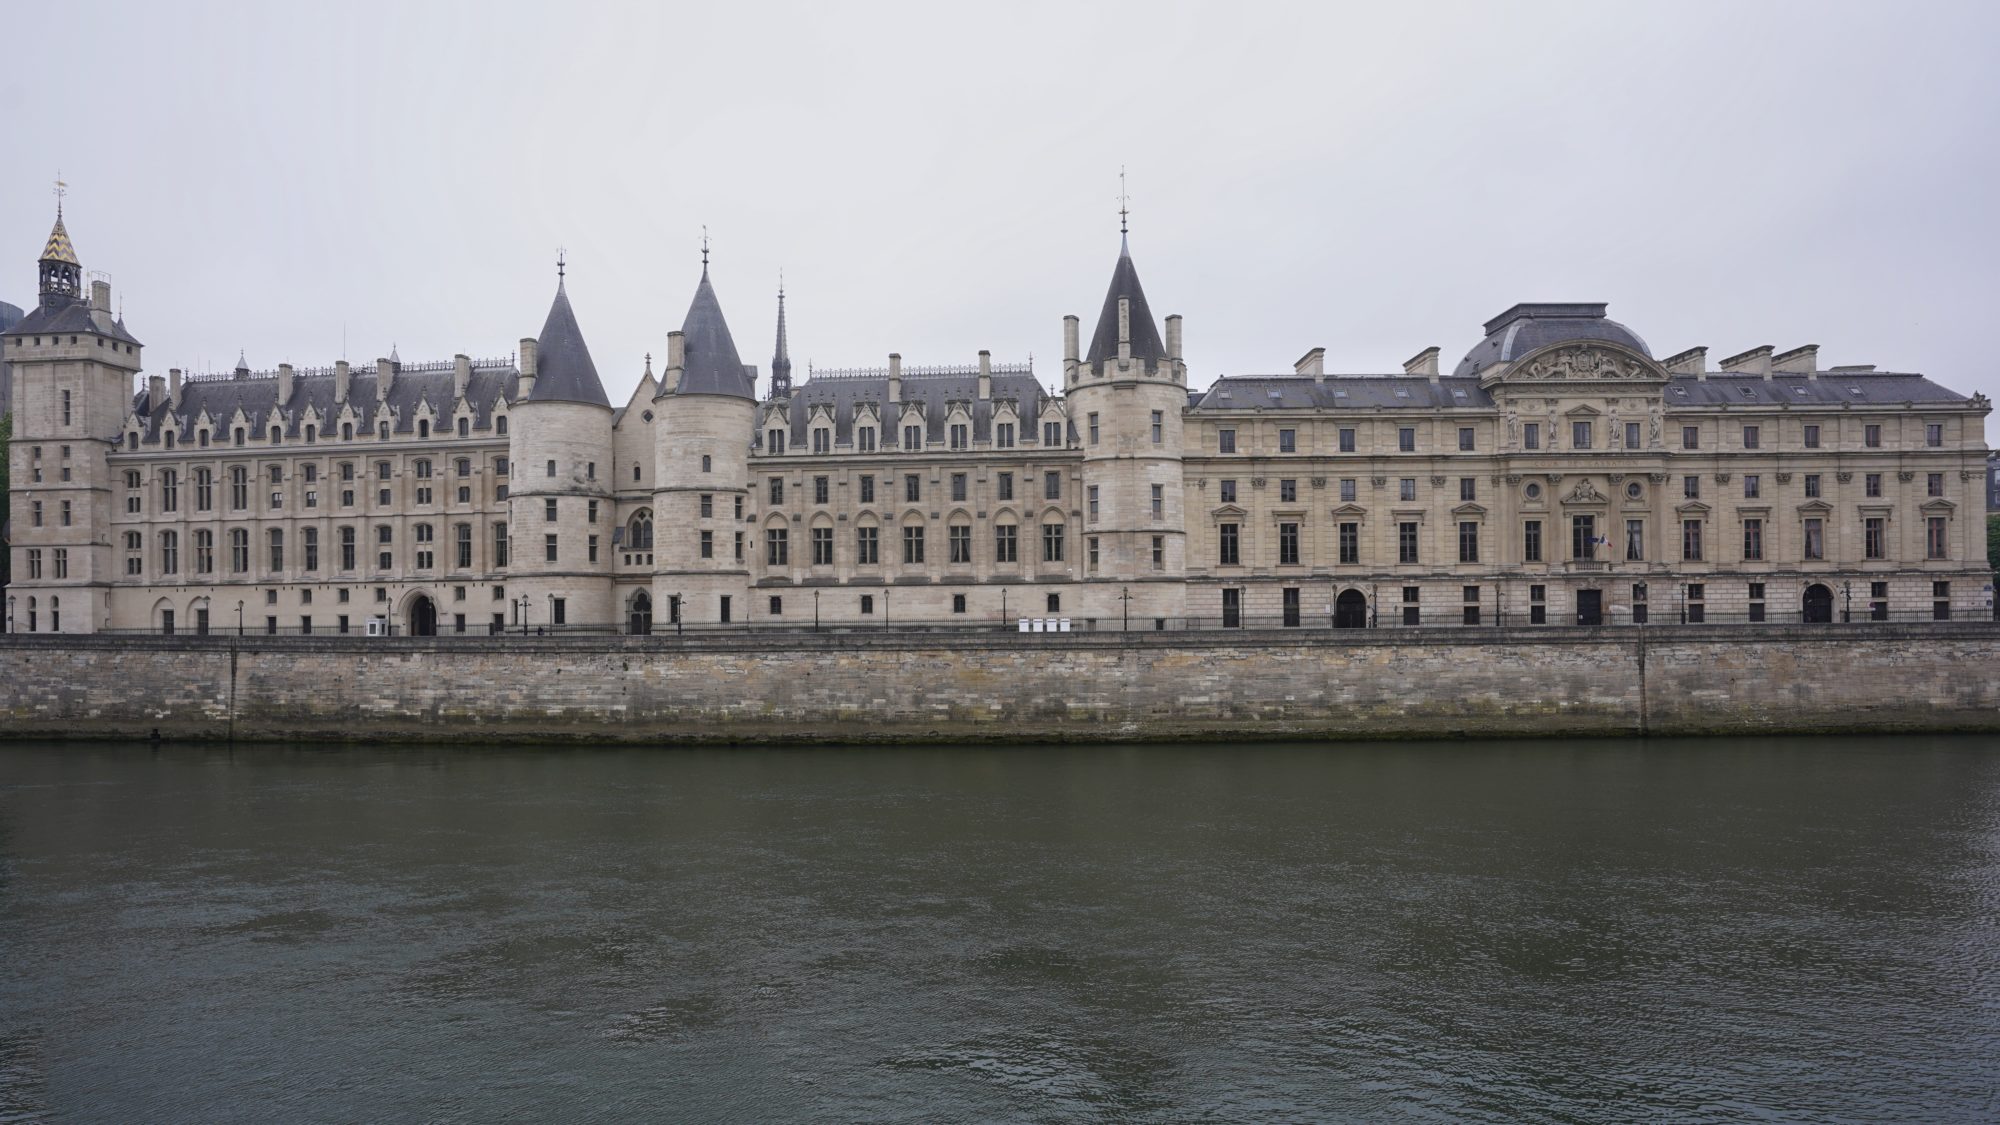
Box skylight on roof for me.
[1739,386,1756,397]
[1333,389,1348,398]
[1673,387,1688,396]
[1849,387,1864,396]
[1452,389,1468,398]
[1268,391,1283,400]
[1394,390,1410,398]
[1793,387,1809,395]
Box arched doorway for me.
[408,595,439,637]
[1802,584,1834,624]
[628,591,653,636]
[1334,589,1368,628]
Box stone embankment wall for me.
[2,625,1996,744]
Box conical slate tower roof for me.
[678,266,753,398]
[41,214,79,266]
[530,281,610,407]
[1085,234,1167,368]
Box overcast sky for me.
[8,1,2000,436]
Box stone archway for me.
[407,594,439,637]
[628,591,653,636]
[1802,583,1834,624]
[1334,589,1368,629]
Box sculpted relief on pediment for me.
[1514,345,1655,383]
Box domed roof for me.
[1452,303,1650,379]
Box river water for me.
[1,739,1996,1123]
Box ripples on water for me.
[1,738,1997,1123]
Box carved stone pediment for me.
[1510,345,1657,383]
[1564,478,1607,504]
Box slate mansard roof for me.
[768,367,1053,449]
[1453,303,1649,379]
[128,359,520,445]
[1189,370,1972,413]
[5,293,142,345]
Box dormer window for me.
[858,426,877,452]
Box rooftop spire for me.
[38,190,82,309]
[557,247,566,287]
[770,276,793,400]
[701,226,710,271]
[528,270,610,407]
[1084,222,1167,371]
[1118,165,1129,237]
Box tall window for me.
[1926,423,1944,447]
[230,466,248,510]
[949,523,971,563]
[1152,483,1164,520]
[1280,428,1297,453]
[1681,520,1703,562]
[160,531,179,574]
[492,523,508,568]
[1044,421,1063,447]
[903,525,925,564]
[1043,472,1061,500]
[1457,521,1479,563]
[1219,524,1240,565]
[1523,520,1542,563]
[1457,427,1474,452]
[949,423,967,450]
[1522,423,1539,450]
[1864,424,1881,448]
[903,424,922,449]
[1151,411,1163,444]
[813,526,835,566]
[1742,425,1760,449]
[1804,424,1820,448]
[1570,421,1592,450]
[230,528,249,573]
[1742,519,1764,561]
[340,527,357,570]
[1928,516,1949,559]
[995,524,1016,563]
[1571,515,1596,561]
[770,477,785,504]
[1041,522,1064,562]
[455,524,472,569]
[1088,413,1100,444]
[1397,427,1415,452]
[269,528,285,571]
[1279,522,1300,565]
[1339,427,1356,453]
[160,470,178,512]
[766,528,789,565]
[1804,518,1824,560]
[1625,519,1644,561]
[816,476,832,504]
[996,423,1014,448]
[1398,522,1419,564]
[1218,428,1236,453]
[858,427,877,452]
[1864,517,1885,560]
[952,473,967,502]
[414,524,434,570]
[857,526,879,565]
[1339,522,1359,564]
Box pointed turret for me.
[676,260,753,398]
[38,207,82,310]
[769,283,793,400]
[1084,232,1167,370]
[528,273,611,407]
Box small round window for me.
[1626,481,1642,499]
[1525,482,1542,500]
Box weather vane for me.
[54,172,67,217]
[701,225,710,267]
[556,247,566,281]
[1118,166,1129,235]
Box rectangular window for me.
[1805,473,1821,499]
[1282,587,1301,627]
[1743,474,1760,499]
[1864,517,1885,560]
[904,474,921,503]
[1928,473,1944,497]
[1279,522,1300,565]
[860,475,876,504]
[949,423,968,450]
[1339,522,1359,565]
[1457,427,1474,452]
[1865,424,1881,448]
[1803,424,1820,449]
[452,525,469,569]
[1280,479,1297,503]
[1459,477,1476,502]
[701,530,713,559]
[766,528,789,566]
[1571,421,1592,450]
[1523,520,1542,563]
[1088,413,1100,445]
[230,529,249,573]
[1087,485,1099,521]
[812,527,833,566]
[269,528,285,571]
[1280,428,1297,453]
[1222,588,1242,629]
[586,499,598,524]
[1865,473,1882,498]
[1339,479,1356,502]
[1398,522,1419,564]
[1682,519,1703,562]
[1805,517,1824,559]
[1626,519,1644,561]
[1523,423,1540,450]
[1742,519,1763,561]
[1625,421,1641,449]
[552,598,566,627]
[770,477,785,505]
[1928,518,1949,559]
[1457,521,1479,563]
[1043,472,1061,501]
[1401,587,1420,627]
[1218,428,1236,453]
[904,424,922,449]
[996,472,1013,501]
[1399,478,1416,502]
[1926,423,1944,447]
[1743,425,1760,449]
[1220,480,1237,503]
[545,498,558,522]
[1683,475,1700,500]
[700,493,713,518]
[902,525,925,564]
[542,534,558,562]
[1219,523,1240,565]
[1041,522,1065,563]
[994,524,1016,563]
[1339,427,1356,453]
[856,526,879,565]
[1152,483,1164,520]
[1572,515,1596,561]
[1398,427,1415,452]
[1151,536,1164,568]
[951,473,967,502]
[1682,426,1699,450]
[945,522,973,564]
[996,423,1014,448]
[1151,410,1163,444]
[815,476,831,504]
[585,535,597,564]
[1044,421,1063,447]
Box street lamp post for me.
[237,600,244,636]
[1001,587,1008,627]
[518,594,530,636]
[1844,580,1852,623]
[673,593,682,636]
[813,589,820,633]
[1119,585,1130,632]
[883,588,890,629]
[546,594,554,635]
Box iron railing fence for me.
[36,603,1999,639]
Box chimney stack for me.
[1720,345,1774,379]
[1295,347,1326,380]
[278,363,294,404]
[334,360,351,404]
[662,331,684,394]
[147,374,165,414]
[1773,344,1819,377]
[169,367,183,409]
[90,279,110,312]
[1403,347,1441,379]
[1164,314,1183,379]
[1062,315,1080,387]
[1662,347,1707,379]
[517,338,537,398]
[888,353,902,405]
[376,356,396,397]
[977,350,992,401]
[453,353,472,401]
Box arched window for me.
[632,463,641,482]
[629,510,654,549]
[701,454,712,473]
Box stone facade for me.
[3,209,1993,635]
